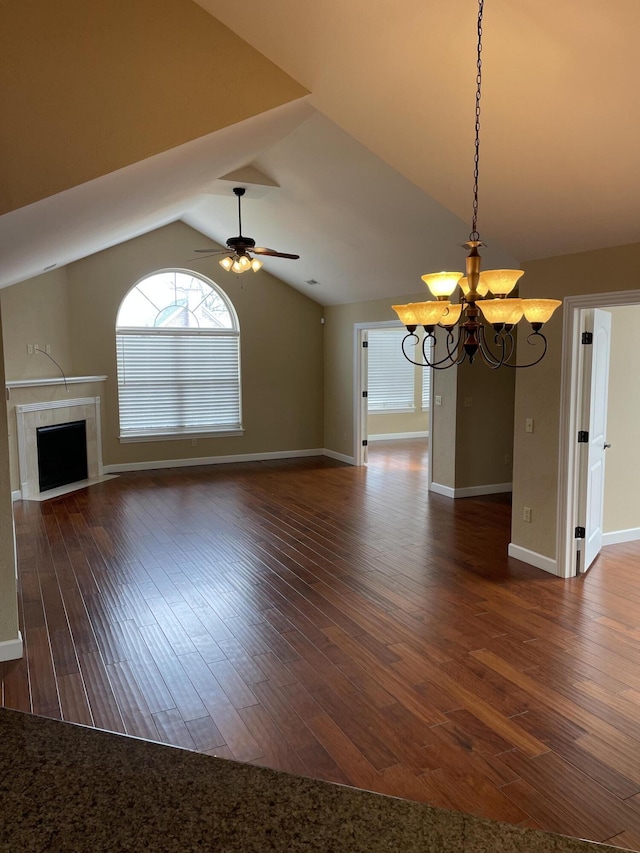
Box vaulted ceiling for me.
[0,1,637,305]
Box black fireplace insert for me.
[36,420,88,492]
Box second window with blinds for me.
[367,327,432,415]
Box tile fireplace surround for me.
[15,396,104,500]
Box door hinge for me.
[582,331,593,345]
[578,431,589,443]
[362,439,368,447]
[362,391,368,398]
[362,340,368,348]
[575,526,585,539]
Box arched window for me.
[116,270,242,440]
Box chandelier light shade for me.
[391,301,451,327]
[441,304,463,327]
[477,269,524,297]
[522,298,563,328]
[477,298,524,327]
[421,272,464,300]
[392,0,561,369]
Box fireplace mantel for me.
[6,375,107,391]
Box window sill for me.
[367,408,416,415]
[119,428,244,443]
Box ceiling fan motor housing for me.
[227,236,256,253]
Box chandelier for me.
[392,0,560,369]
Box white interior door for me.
[578,308,612,573]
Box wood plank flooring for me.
[3,439,640,850]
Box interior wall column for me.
[0,303,21,661]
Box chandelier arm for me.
[501,330,549,369]
[477,323,507,368]
[401,332,434,367]
[429,328,466,369]
[502,331,515,362]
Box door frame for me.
[557,289,640,577]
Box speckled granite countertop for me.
[0,708,615,852]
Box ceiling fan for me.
[193,187,300,274]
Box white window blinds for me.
[116,331,241,438]
[367,328,415,412]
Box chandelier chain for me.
[470,0,484,242]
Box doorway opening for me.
[354,322,431,470]
[558,289,640,577]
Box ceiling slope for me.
[193,0,640,261]
[0,100,313,290]
[183,112,518,306]
[0,0,307,215]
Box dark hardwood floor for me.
[3,438,640,850]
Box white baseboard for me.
[602,528,640,546]
[430,482,456,498]
[430,481,512,499]
[368,431,429,442]
[454,482,513,498]
[508,543,558,575]
[322,448,355,465]
[11,490,22,502]
[104,448,326,473]
[0,631,23,662]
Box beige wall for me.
[602,305,640,534]
[454,359,515,489]
[1,221,324,489]
[0,0,307,214]
[512,241,640,559]
[431,352,458,488]
[0,310,19,647]
[368,408,428,438]
[1,268,88,490]
[431,351,515,490]
[1,267,73,380]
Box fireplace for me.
[15,396,107,500]
[37,420,88,492]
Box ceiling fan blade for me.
[187,251,230,262]
[253,247,300,259]
[193,248,228,254]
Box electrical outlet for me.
[45,344,51,354]
[464,397,473,408]
[525,418,534,433]
[191,438,197,447]
[435,395,442,406]
[504,453,512,465]
[523,506,532,523]
[27,344,34,355]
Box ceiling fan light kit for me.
[392,0,561,369]
[194,186,299,275]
